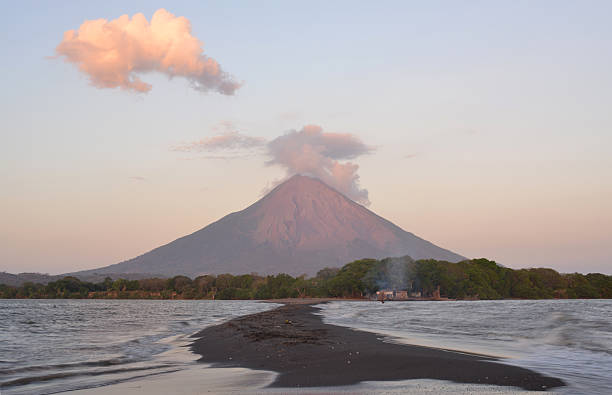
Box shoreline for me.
[190,302,565,391]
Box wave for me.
[0,299,284,393]
[0,364,176,388]
[0,358,129,376]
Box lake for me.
[1,299,610,394]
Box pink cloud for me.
[172,122,265,152]
[55,9,241,94]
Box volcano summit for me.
[77,175,465,277]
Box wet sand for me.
[190,303,565,391]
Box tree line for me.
[1,257,610,299]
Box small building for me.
[376,289,410,301]
[395,290,409,300]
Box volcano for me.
[75,175,465,277]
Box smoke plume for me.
[55,9,241,94]
[267,125,373,205]
[175,124,373,205]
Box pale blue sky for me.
[1,1,611,274]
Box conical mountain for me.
[76,175,465,277]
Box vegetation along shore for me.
[2,257,610,299]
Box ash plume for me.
[267,125,374,205]
[55,9,241,94]
[174,124,374,205]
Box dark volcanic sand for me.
[190,303,564,391]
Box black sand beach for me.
[191,301,565,391]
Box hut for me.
[376,290,410,301]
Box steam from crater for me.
[267,125,373,205]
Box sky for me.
[1,1,611,275]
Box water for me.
[0,299,279,394]
[317,299,612,394]
[2,299,610,394]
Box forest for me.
[1,257,610,300]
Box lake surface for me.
[1,299,610,394]
[0,299,279,394]
[317,299,612,394]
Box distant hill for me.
[0,272,161,287]
[70,175,465,278]
[0,272,59,287]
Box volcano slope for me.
[74,175,464,277]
